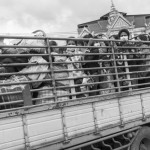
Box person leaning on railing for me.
[35,43,70,104]
[117,29,138,90]
[136,34,150,88]
[99,55,115,95]
[66,37,91,98]
[82,35,105,96]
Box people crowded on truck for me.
[65,37,92,98]
[99,55,115,94]
[2,28,150,109]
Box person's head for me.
[49,40,57,46]
[138,34,149,41]
[83,34,93,46]
[66,37,77,46]
[109,34,119,40]
[118,29,130,40]
[95,34,103,39]
[84,48,99,61]
[49,40,59,53]
[77,40,84,46]
[66,37,77,55]
[102,55,111,67]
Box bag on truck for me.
[0,75,29,109]
[4,30,46,54]
[20,56,49,88]
[53,64,70,86]
[35,85,69,105]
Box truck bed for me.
[1,88,150,150]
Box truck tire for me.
[130,126,150,150]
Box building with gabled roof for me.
[78,0,150,37]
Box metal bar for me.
[1,62,148,73]
[51,45,150,49]
[0,74,150,104]
[0,62,50,67]
[63,127,140,150]
[22,114,30,150]
[50,51,150,56]
[102,141,113,150]
[32,81,150,104]
[0,45,46,48]
[61,108,70,144]
[32,79,150,102]
[112,137,122,147]
[0,67,149,81]
[1,66,150,85]
[0,72,149,91]
[0,91,22,96]
[0,100,23,106]
[45,37,58,102]
[117,98,124,127]
[53,59,114,64]
[0,57,150,67]
[140,94,146,121]
[52,75,150,90]
[91,144,101,150]
[40,37,150,43]
[0,35,46,39]
[92,102,100,135]
[122,134,130,142]
[113,144,130,150]
[0,54,48,57]
[123,53,132,91]
[22,84,32,106]
[0,34,149,44]
[67,61,76,99]
[111,41,121,92]
[0,51,150,57]
[51,63,150,72]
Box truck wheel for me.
[130,126,150,150]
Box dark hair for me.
[77,40,84,46]
[118,29,130,39]
[83,34,93,46]
[49,40,58,53]
[138,34,149,41]
[109,34,119,39]
[49,40,57,46]
[102,55,111,67]
[83,34,93,39]
[66,36,77,45]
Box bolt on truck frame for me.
[1,35,150,150]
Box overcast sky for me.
[0,0,150,36]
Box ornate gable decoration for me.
[112,14,132,29]
[107,0,134,35]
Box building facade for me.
[78,1,150,38]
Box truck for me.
[0,33,150,150]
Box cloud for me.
[0,0,149,36]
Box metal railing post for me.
[111,41,125,127]
[45,37,58,102]
[123,53,132,91]
[111,41,121,92]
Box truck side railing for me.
[0,35,150,114]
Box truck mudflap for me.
[63,127,140,150]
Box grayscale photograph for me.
[0,0,150,150]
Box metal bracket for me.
[22,114,30,150]
[92,103,101,135]
[140,94,147,121]
[118,98,125,127]
[61,108,71,144]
